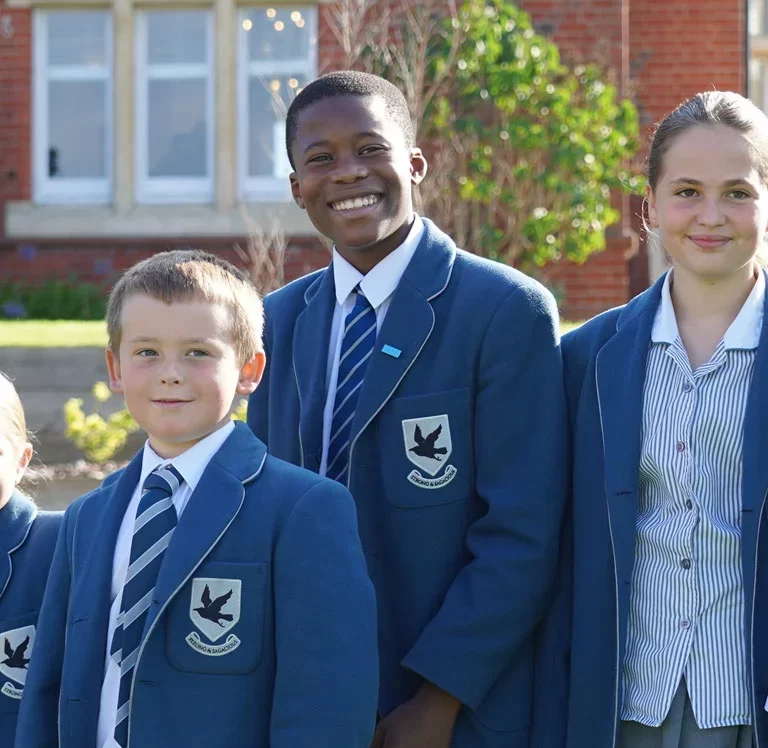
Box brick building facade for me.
[0,0,747,319]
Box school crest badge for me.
[0,624,35,699]
[185,578,242,656]
[401,414,457,489]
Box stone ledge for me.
[5,201,318,239]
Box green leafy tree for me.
[428,0,640,270]
[328,0,641,272]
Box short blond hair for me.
[0,372,30,453]
[107,250,264,363]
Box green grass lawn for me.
[0,320,107,347]
[0,319,583,348]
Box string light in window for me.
[242,18,253,31]
[274,20,284,31]
[270,79,281,92]
[266,8,276,18]
[288,78,299,88]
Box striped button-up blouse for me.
[621,269,765,729]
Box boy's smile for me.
[290,94,427,273]
[105,294,263,459]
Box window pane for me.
[148,11,207,65]
[148,79,207,177]
[47,81,106,178]
[248,74,306,177]
[47,11,107,66]
[751,0,768,35]
[245,7,313,62]
[751,58,768,112]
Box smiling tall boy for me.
[16,250,378,748]
[248,71,568,748]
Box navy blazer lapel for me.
[740,268,768,598]
[595,275,663,608]
[75,454,143,621]
[292,268,335,470]
[67,452,142,718]
[348,219,455,452]
[145,424,267,635]
[0,492,36,601]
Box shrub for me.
[64,383,140,464]
[0,280,108,320]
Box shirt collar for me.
[140,420,236,492]
[651,268,765,350]
[650,271,680,345]
[332,215,425,310]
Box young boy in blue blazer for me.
[247,70,567,748]
[16,250,378,748]
[0,373,61,748]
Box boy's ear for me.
[105,348,124,394]
[290,173,305,209]
[410,148,428,186]
[236,351,267,395]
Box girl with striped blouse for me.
[548,92,768,747]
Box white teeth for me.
[332,195,379,211]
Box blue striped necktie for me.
[110,464,183,747]
[326,287,376,485]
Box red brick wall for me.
[0,236,328,287]
[0,6,32,208]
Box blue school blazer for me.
[15,422,378,748]
[247,218,568,746]
[0,492,61,748]
[546,270,768,747]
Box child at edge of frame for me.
[15,250,379,748]
[0,372,62,748]
[246,69,569,748]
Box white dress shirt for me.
[96,420,235,748]
[622,270,764,728]
[319,215,425,475]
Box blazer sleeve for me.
[269,479,379,748]
[530,340,580,747]
[530,480,573,747]
[401,284,568,712]
[15,507,73,748]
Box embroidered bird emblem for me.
[194,585,234,627]
[2,636,30,670]
[409,424,448,461]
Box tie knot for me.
[353,287,372,311]
[142,464,184,496]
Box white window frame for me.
[135,9,215,204]
[33,10,113,205]
[237,7,317,201]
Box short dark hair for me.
[286,70,415,169]
[107,249,263,363]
